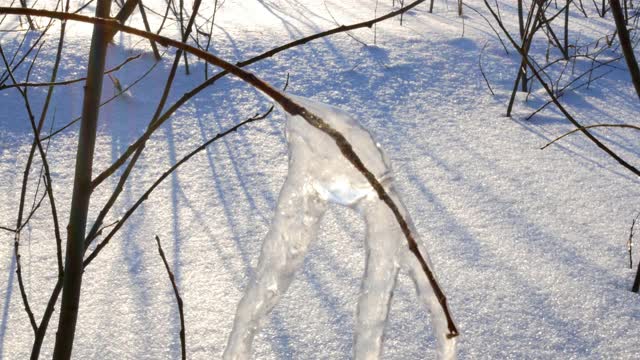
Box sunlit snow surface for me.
[224,96,454,359]
[1,0,640,359]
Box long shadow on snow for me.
[514,116,640,184]
[99,96,159,358]
[192,87,369,354]
[0,254,15,358]
[193,102,300,357]
[402,161,601,356]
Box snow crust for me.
[1,0,639,359]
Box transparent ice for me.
[224,96,456,359]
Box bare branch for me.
[91,0,431,189]
[3,0,459,338]
[155,235,186,360]
[483,0,640,177]
[541,124,640,149]
[84,107,275,267]
[0,54,142,90]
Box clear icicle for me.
[224,95,456,359]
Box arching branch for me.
[0,3,459,339]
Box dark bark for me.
[518,0,527,91]
[633,261,640,292]
[507,1,541,116]
[155,235,186,360]
[104,0,138,42]
[52,0,112,358]
[610,0,640,100]
[564,0,570,59]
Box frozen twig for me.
[155,235,186,360]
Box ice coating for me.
[224,96,456,359]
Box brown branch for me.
[104,0,138,42]
[541,124,640,149]
[91,0,430,189]
[155,235,186,360]
[137,0,160,60]
[610,0,640,99]
[30,279,63,359]
[0,225,16,233]
[3,2,459,338]
[53,0,113,356]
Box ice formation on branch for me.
[224,96,456,359]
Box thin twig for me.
[479,41,495,95]
[628,212,639,269]
[633,211,640,292]
[0,225,16,233]
[0,53,142,90]
[541,124,640,149]
[41,52,164,141]
[84,106,275,267]
[155,235,186,360]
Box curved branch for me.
[541,124,640,149]
[1,3,459,339]
[92,0,429,188]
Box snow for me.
[1,0,639,359]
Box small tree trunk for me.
[19,0,36,29]
[104,0,139,42]
[564,0,570,59]
[508,1,543,116]
[518,0,527,92]
[610,0,640,100]
[52,0,112,358]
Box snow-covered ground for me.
[1,0,639,358]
